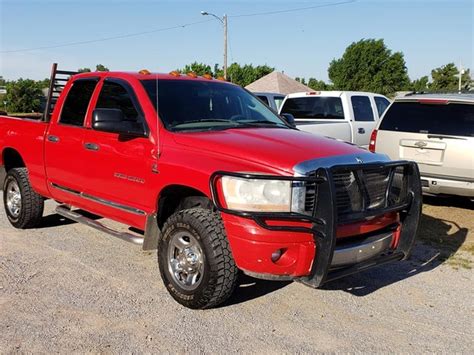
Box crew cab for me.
[279,91,391,148]
[0,64,421,309]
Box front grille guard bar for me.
[209,161,422,287]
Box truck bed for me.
[0,115,49,195]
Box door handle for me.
[84,142,100,151]
[358,128,366,134]
[47,135,60,143]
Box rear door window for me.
[257,95,269,106]
[59,79,98,126]
[274,96,285,110]
[280,97,344,119]
[379,101,474,137]
[351,96,374,121]
[375,97,390,117]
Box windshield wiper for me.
[233,120,288,128]
[170,119,237,129]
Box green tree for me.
[177,62,213,76]
[226,63,274,86]
[409,76,430,92]
[5,79,43,113]
[307,78,331,90]
[95,64,109,72]
[328,39,409,95]
[78,67,91,73]
[430,63,471,92]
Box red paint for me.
[0,71,403,277]
[369,129,377,153]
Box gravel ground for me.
[1,196,473,353]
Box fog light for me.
[271,249,283,262]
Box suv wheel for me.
[3,167,44,229]
[158,208,238,309]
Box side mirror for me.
[280,113,296,128]
[92,108,147,137]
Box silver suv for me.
[370,94,474,197]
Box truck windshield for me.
[141,79,288,131]
[281,97,345,119]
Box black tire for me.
[3,167,44,229]
[158,208,238,309]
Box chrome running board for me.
[55,205,144,246]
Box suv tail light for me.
[369,129,377,152]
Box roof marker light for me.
[169,70,180,77]
[216,76,226,81]
[202,73,213,80]
[187,72,198,78]
[139,69,151,75]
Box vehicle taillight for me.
[369,129,377,153]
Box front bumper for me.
[211,159,422,287]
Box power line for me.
[0,19,213,54]
[0,1,356,54]
[229,0,356,18]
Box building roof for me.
[245,71,312,95]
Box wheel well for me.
[157,185,213,228]
[2,148,25,172]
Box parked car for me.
[252,92,286,111]
[0,64,421,309]
[370,94,474,198]
[279,91,391,148]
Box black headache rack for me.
[210,160,422,288]
[43,63,79,122]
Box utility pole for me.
[201,11,228,80]
[223,14,228,80]
[458,60,464,94]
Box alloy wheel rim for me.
[6,180,22,218]
[167,231,204,291]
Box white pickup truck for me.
[279,91,391,148]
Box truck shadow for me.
[322,211,469,296]
[37,210,102,228]
[221,273,291,307]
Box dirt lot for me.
[1,195,473,353]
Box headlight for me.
[220,176,305,213]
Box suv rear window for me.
[280,97,344,119]
[380,101,474,137]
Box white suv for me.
[371,94,474,197]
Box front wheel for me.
[3,167,44,229]
[158,208,238,309]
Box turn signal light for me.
[187,72,198,78]
[138,69,151,75]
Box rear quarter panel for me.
[0,116,49,196]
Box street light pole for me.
[201,11,228,80]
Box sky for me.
[0,0,472,82]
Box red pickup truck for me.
[0,64,421,309]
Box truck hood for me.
[171,128,363,173]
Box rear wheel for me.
[158,208,238,309]
[3,167,44,229]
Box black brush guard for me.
[210,161,422,287]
